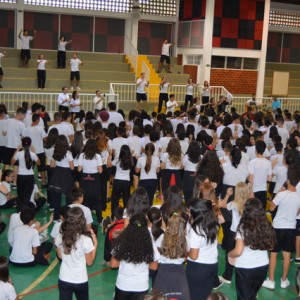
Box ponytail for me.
[22,137,33,170]
[144,143,154,174]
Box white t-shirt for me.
[58,41,68,51]
[10,225,40,263]
[70,98,80,113]
[0,52,5,68]
[277,127,290,148]
[159,136,172,153]
[0,281,17,300]
[8,213,22,246]
[19,34,33,49]
[235,230,269,269]
[183,155,198,172]
[54,151,73,168]
[112,160,131,181]
[78,153,103,174]
[51,220,62,241]
[136,156,160,180]
[171,118,183,133]
[186,84,194,96]
[70,58,81,72]
[216,125,226,138]
[127,136,142,157]
[6,118,25,149]
[273,165,287,194]
[248,158,272,192]
[57,92,70,107]
[23,126,47,154]
[69,203,93,225]
[228,123,243,138]
[180,140,189,155]
[136,78,148,94]
[161,43,171,56]
[37,59,47,70]
[222,163,249,186]
[160,83,170,94]
[112,137,128,159]
[93,95,104,110]
[14,150,38,175]
[108,111,124,126]
[187,225,218,264]
[0,118,7,147]
[247,145,270,160]
[166,100,178,113]
[272,190,300,229]
[0,181,10,206]
[227,202,241,232]
[56,234,94,284]
[44,147,54,165]
[161,152,182,170]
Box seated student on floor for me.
[0,170,16,209]
[0,256,18,300]
[9,207,53,267]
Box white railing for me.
[0,92,118,113]
[124,34,138,79]
[142,61,151,82]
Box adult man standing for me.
[18,29,36,68]
[57,86,70,112]
[157,39,175,73]
[68,52,83,90]
[136,72,149,110]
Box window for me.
[186,55,202,65]
[140,0,176,17]
[0,0,16,2]
[243,58,258,70]
[211,56,225,68]
[211,56,258,70]
[269,10,300,28]
[227,57,242,69]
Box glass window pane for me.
[227,57,242,69]
[211,56,225,68]
[243,58,258,70]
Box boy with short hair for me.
[69,52,83,90]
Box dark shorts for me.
[296,220,300,237]
[3,147,17,166]
[0,67,3,76]
[272,228,295,253]
[21,49,31,60]
[136,93,147,102]
[160,54,171,64]
[37,152,46,172]
[70,71,80,81]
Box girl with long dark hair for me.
[136,143,160,205]
[186,199,219,300]
[110,214,159,299]
[78,139,103,225]
[158,75,172,113]
[11,137,40,211]
[184,78,196,111]
[0,256,18,299]
[49,135,74,221]
[228,198,276,300]
[71,131,84,187]
[56,207,98,300]
[108,144,133,218]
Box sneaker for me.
[70,86,74,90]
[76,86,81,90]
[280,278,290,289]
[295,258,300,264]
[213,279,223,290]
[219,276,231,284]
[262,278,275,290]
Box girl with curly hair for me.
[110,214,159,300]
[78,139,103,225]
[154,212,190,299]
[160,138,183,193]
[108,144,133,219]
[186,199,219,300]
[56,206,98,300]
[228,198,276,300]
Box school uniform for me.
[186,224,218,300]
[112,137,128,159]
[234,230,269,300]
[182,155,198,205]
[184,84,194,111]
[0,182,16,209]
[111,160,131,218]
[100,147,110,211]
[78,153,103,223]
[49,151,74,220]
[69,58,82,81]
[57,92,70,112]
[13,150,38,211]
[158,83,170,113]
[137,155,160,205]
[57,41,68,69]
[0,281,17,300]
[29,184,46,211]
[37,59,47,88]
[56,233,95,300]
[159,137,172,153]
[0,118,7,164]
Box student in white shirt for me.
[57,35,72,69]
[166,94,178,114]
[158,75,172,113]
[0,104,7,162]
[276,117,290,148]
[0,256,18,300]
[248,140,272,209]
[136,143,160,205]
[187,199,219,300]
[112,127,128,159]
[11,137,40,211]
[70,90,81,120]
[68,52,83,90]
[36,53,48,89]
[108,145,133,219]
[184,78,197,111]
[201,80,211,113]
[110,214,159,299]
[56,207,97,300]
[57,87,71,113]
[263,171,300,290]
[229,198,276,300]
[136,72,149,110]
[78,139,103,225]
[18,29,36,68]
[10,207,52,267]
[157,39,174,73]
[107,102,124,126]
[49,135,74,221]
[0,170,16,209]
[23,114,47,187]
[93,90,105,116]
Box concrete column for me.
[201,0,215,85]
[16,0,25,49]
[256,0,271,99]
[130,0,141,50]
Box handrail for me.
[124,34,138,79]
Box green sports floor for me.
[0,196,299,300]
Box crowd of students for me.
[1,97,300,300]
